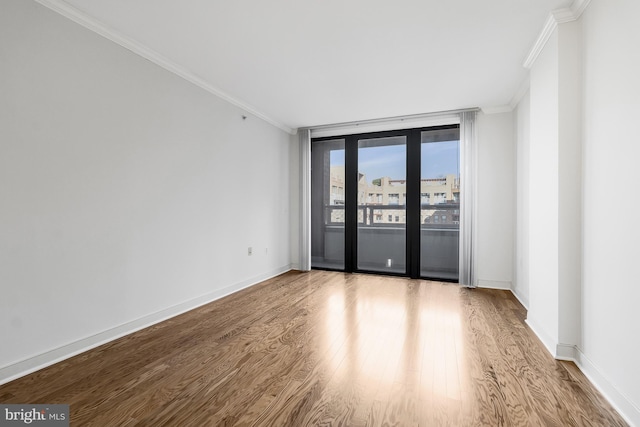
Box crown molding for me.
[33,0,295,135]
[570,0,592,18]
[523,12,559,69]
[480,105,513,115]
[523,0,592,69]
[552,8,577,24]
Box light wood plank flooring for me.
[0,270,627,426]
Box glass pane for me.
[311,139,345,269]
[357,136,406,273]
[420,128,460,280]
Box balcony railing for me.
[325,203,460,229]
[316,204,459,279]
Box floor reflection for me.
[322,277,466,402]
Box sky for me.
[330,140,459,182]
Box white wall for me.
[0,0,293,382]
[514,90,530,307]
[476,112,515,290]
[525,19,583,359]
[579,0,640,423]
[557,20,582,351]
[526,29,561,350]
[514,1,640,423]
[289,133,300,269]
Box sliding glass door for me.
[311,125,460,281]
[357,136,407,274]
[311,139,345,269]
[420,128,460,279]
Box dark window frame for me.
[311,124,460,281]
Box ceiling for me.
[45,0,571,131]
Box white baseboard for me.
[523,312,577,363]
[524,321,639,426]
[509,288,529,309]
[555,343,577,361]
[477,279,512,290]
[573,348,639,427]
[524,316,557,358]
[0,265,292,386]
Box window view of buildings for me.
[328,165,460,225]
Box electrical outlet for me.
[248,247,252,256]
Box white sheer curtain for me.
[459,111,477,287]
[299,129,311,271]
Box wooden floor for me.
[0,271,627,426]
